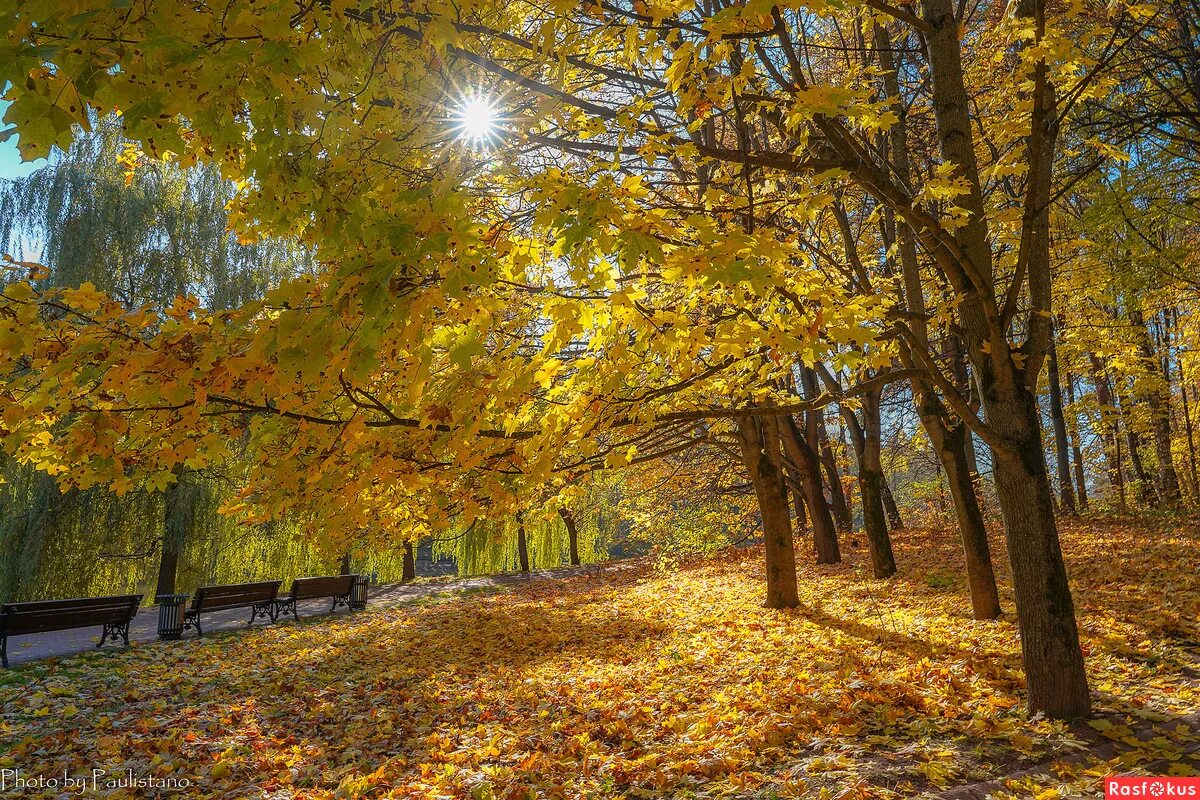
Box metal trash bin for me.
[156,594,189,639]
[349,576,368,611]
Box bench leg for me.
[275,599,298,622]
[249,602,273,626]
[98,621,132,649]
[269,600,294,623]
[1,636,7,669]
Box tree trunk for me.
[844,388,897,578]
[881,478,904,530]
[938,423,1002,619]
[1116,382,1156,506]
[802,368,853,533]
[904,357,1002,617]
[1179,359,1200,500]
[788,469,808,531]
[859,459,897,578]
[156,474,190,597]
[782,415,841,565]
[1128,429,1153,503]
[516,514,530,573]
[402,541,416,583]
[736,414,800,608]
[922,0,1091,717]
[875,17,997,616]
[1114,431,1129,508]
[558,507,581,566]
[963,425,981,479]
[818,426,853,534]
[1089,356,1126,507]
[1131,309,1181,505]
[155,529,181,597]
[1047,335,1077,513]
[1063,371,1090,513]
[986,385,1091,717]
[339,551,352,575]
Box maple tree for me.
[0,0,1197,725]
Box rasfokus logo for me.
[1106,777,1200,798]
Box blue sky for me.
[0,100,48,180]
[0,99,47,262]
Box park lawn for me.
[0,518,1197,799]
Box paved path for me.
[1,563,613,669]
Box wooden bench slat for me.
[1,594,142,667]
[184,581,281,637]
[274,575,358,622]
[194,593,274,606]
[4,609,138,635]
[3,596,139,612]
[289,575,356,600]
[192,581,280,600]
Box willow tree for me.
[1,117,309,309]
[1,117,313,598]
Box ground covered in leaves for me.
[1,517,1197,799]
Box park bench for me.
[272,575,358,622]
[183,581,281,637]
[0,594,142,668]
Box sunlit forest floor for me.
[1,517,1197,799]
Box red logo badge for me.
[1106,777,1200,798]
